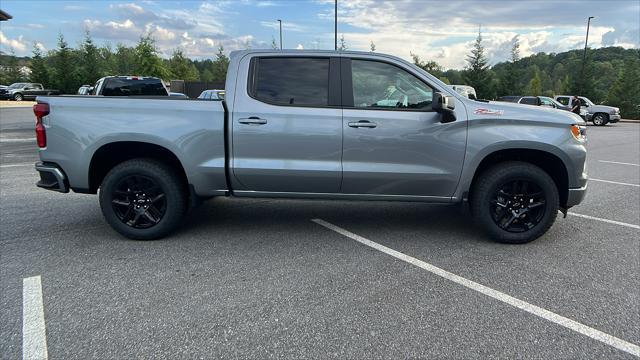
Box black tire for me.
[592,113,608,126]
[13,93,23,101]
[470,161,559,244]
[99,159,187,240]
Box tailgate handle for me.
[348,120,377,128]
[239,116,267,125]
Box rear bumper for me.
[566,183,587,208]
[35,162,69,193]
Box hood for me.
[467,100,585,125]
[589,104,619,114]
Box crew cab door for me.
[340,58,467,198]
[230,56,343,193]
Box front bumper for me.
[35,162,69,193]
[566,183,587,207]
[0,93,12,99]
[585,113,621,122]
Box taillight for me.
[33,103,49,148]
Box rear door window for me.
[520,97,538,105]
[250,57,329,106]
[556,97,570,106]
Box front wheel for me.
[592,113,608,126]
[99,159,187,240]
[471,162,559,244]
[13,93,23,101]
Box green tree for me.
[51,34,76,94]
[527,68,542,95]
[29,43,49,85]
[79,31,102,85]
[606,59,640,119]
[410,52,443,77]
[211,45,229,82]
[169,48,199,80]
[510,35,520,62]
[114,43,136,75]
[134,35,170,79]
[464,28,491,99]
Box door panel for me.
[231,56,343,193]
[341,58,467,197]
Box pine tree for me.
[510,35,520,62]
[79,31,102,85]
[169,48,199,80]
[211,45,229,82]
[527,69,542,96]
[52,34,76,94]
[370,40,376,52]
[338,35,347,51]
[464,27,491,98]
[271,36,278,50]
[134,35,170,79]
[29,43,49,85]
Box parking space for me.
[1,107,638,358]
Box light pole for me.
[580,16,594,94]
[277,19,282,50]
[334,0,337,50]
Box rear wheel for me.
[592,113,608,126]
[471,162,559,244]
[99,159,187,240]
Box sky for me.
[0,0,639,69]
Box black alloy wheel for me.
[490,179,546,233]
[111,175,167,229]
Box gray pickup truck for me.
[33,50,588,244]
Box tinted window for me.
[101,78,168,96]
[252,57,329,106]
[540,98,554,107]
[351,60,433,110]
[556,97,570,106]
[520,97,538,105]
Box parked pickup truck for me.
[33,50,588,244]
[0,82,60,101]
[555,95,621,126]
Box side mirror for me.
[433,92,456,123]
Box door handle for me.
[348,120,377,128]
[238,117,267,125]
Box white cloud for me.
[296,43,304,49]
[0,31,27,52]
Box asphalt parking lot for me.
[1,106,638,359]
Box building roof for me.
[0,9,12,21]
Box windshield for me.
[8,83,25,89]
[581,97,595,106]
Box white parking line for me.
[0,163,32,168]
[568,212,640,230]
[599,160,640,167]
[23,276,48,360]
[0,138,35,143]
[590,178,640,187]
[312,218,640,357]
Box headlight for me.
[570,124,587,142]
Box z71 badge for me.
[474,108,504,116]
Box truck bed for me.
[36,96,229,196]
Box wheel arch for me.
[466,147,570,207]
[88,141,188,193]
